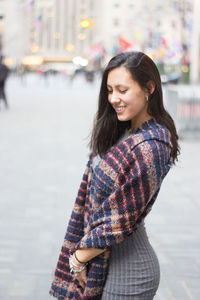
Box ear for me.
[146,80,155,96]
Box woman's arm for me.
[75,140,171,251]
[74,248,106,264]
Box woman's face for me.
[107,67,151,127]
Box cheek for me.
[122,93,134,104]
[131,91,145,104]
[127,94,146,110]
[124,93,138,105]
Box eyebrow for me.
[107,84,128,88]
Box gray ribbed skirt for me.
[101,222,160,300]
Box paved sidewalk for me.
[0,76,199,300]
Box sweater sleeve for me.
[75,140,171,250]
[64,157,92,245]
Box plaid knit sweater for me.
[50,119,172,299]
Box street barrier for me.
[164,85,200,139]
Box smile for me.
[115,106,126,113]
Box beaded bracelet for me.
[69,254,87,276]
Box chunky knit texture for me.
[50,119,172,300]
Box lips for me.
[114,106,126,113]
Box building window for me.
[129,0,134,8]
[157,20,161,27]
[113,18,119,26]
[113,0,120,8]
[172,20,177,28]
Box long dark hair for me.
[90,51,180,163]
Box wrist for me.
[72,253,84,267]
[74,251,89,265]
[69,254,88,276]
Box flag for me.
[119,36,132,50]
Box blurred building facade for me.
[99,1,195,64]
[30,0,101,58]
[0,0,29,64]
[0,0,101,63]
[0,0,199,81]
[0,0,7,54]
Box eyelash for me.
[107,90,127,94]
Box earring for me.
[146,95,149,101]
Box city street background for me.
[0,75,200,300]
[0,0,200,299]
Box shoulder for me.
[94,121,172,176]
[118,121,170,153]
[130,139,171,170]
[116,122,172,172]
[129,122,171,148]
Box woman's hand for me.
[71,253,88,289]
[70,248,109,288]
[74,267,87,289]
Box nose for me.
[109,92,120,104]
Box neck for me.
[130,115,152,132]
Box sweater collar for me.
[129,118,157,134]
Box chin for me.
[117,117,127,122]
[117,115,131,122]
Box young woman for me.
[50,51,180,300]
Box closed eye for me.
[107,89,127,94]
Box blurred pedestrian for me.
[85,70,94,83]
[0,55,9,109]
[50,51,180,300]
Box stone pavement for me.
[0,75,199,300]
